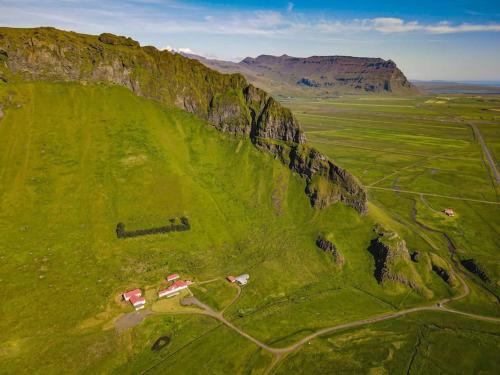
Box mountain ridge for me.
[183,52,419,97]
[0,27,367,213]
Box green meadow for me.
[287,95,500,312]
[0,82,499,373]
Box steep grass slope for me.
[0,26,367,212]
[0,82,453,373]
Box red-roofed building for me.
[158,280,188,298]
[129,295,146,310]
[226,276,236,283]
[166,273,180,282]
[122,288,142,301]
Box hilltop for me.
[183,53,419,97]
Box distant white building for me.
[235,274,249,285]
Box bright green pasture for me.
[274,311,500,374]
[287,94,500,316]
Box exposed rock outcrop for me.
[316,234,344,265]
[430,254,457,287]
[369,226,432,298]
[257,141,367,213]
[0,27,367,213]
[432,264,452,285]
[410,251,420,263]
[461,259,490,283]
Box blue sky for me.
[1,0,499,80]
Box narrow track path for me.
[469,122,500,184]
[366,186,500,205]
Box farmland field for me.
[286,95,500,316]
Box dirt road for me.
[366,186,500,205]
[470,122,500,185]
[180,272,498,358]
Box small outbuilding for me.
[129,295,146,310]
[226,276,236,283]
[166,273,180,282]
[122,288,142,301]
[444,208,455,217]
[235,274,249,285]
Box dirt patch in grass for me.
[115,309,154,332]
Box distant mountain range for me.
[183,53,420,97]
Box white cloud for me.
[0,1,499,42]
[360,18,500,34]
[369,18,423,33]
[177,47,194,54]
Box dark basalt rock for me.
[367,226,432,298]
[316,235,344,264]
[461,259,490,283]
[432,264,451,284]
[257,141,367,213]
[297,78,321,87]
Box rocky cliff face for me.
[0,27,366,213]
[369,226,432,298]
[316,234,344,265]
[186,53,419,96]
[461,259,490,283]
[240,54,419,95]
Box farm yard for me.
[0,82,499,374]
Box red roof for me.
[129,295,145,305]
[159,280,188,296]
[123,288,142,299]
[167,273,180,281]
[170,280,187,289]
[227,276,236,282]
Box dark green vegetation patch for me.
[116,217,190,238]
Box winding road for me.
[139,263,499,375]
[180,272,499,360]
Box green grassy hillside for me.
[0,26,367,213]
[0,82,497,374]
